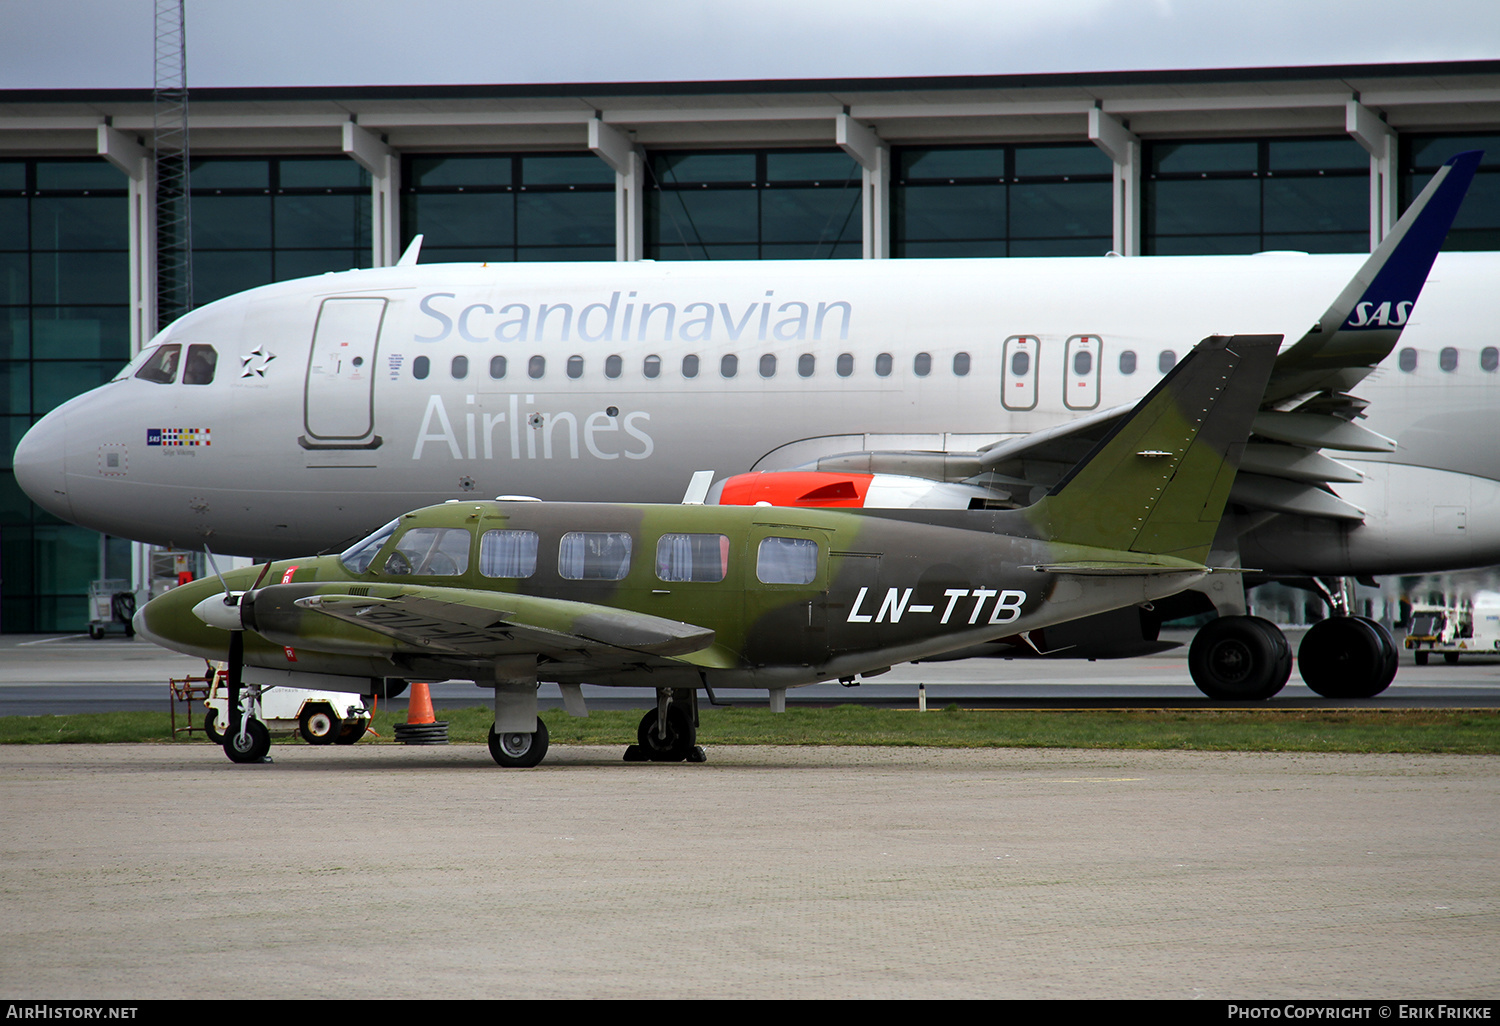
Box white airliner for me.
[13,153,1489,700]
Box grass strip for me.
[2,706,1498,754]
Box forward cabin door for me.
[302,296,386,449]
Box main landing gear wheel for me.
[223,719,271,764]
[488,717,549,768]
[1188,615,1292,700]
[299,705,341,745]
[635,704,698,762]
[1298,616,1397,698]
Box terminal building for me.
[2,60,1499,631]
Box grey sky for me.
[3,0,1498,90]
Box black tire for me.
[1188,615,1291,700]
[298,704,341,745]
[488,717,549,768]
[1414,649,1429,666]
[636,704,697,761]
[334,718,367,745]
[204,708,225,745]
[1299,617,1393,698]
[223,719,271,764]
[88,624,105,640]
[1444,651,1460,665]
[1355,616,1400,693]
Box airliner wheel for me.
[1188,615,1292,701]
[1298,617,1395,698]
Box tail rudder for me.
[1027,334,1281,563]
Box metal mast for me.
[153,0,192,330]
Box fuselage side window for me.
[528,355,545,379]
[1158,350,1177,374]
[760,354,776,378]
[605,354,622,379]
[682,354,699,378]
[721,354,738,378]
[134,344,181,384]
[558,531,632,581]
[383,526,472,577]
[875,353,893,377]
[798,354,815,378]
[480,529,539,579]
[644,355,661,379]
[1119,350,1137,374]
[1398,348,1418,372]
[1482,347,1499,372]
[490,355,507,379]
[837,353,854,377]
[183,345,217,385]
[413,355,430,380]
[1440,347,1458,372]
[953,352,970,376]
[914,352,932,377]
[756,536,819,585]
[567,355,584,379]
[656,533,730,583]
[452,355,469,379]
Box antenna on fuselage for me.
[396,234,424,267]
[680,470,715,505]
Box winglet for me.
[1027,334,1281,564]
[1270,151,1482,394]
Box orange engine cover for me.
[716,472,875,508]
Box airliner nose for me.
[13,410,72,522]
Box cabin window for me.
[1398,348,1418,372]
[1482,347,1499,372]
[953,352,970,376]
[798,354,815,377]
[1158,350,1176,373]
[480,529,539,579]
[1073,349,1093,376]
[567,355,584,379]
[382,527,471,576]
[721,354,738,378]
[528,355,546,379]
[875,353,893,377]
[1119,350,1137,374]
[759,354,777,378]
[182,345,218,385]
[756,536,819,585]
[656,533,730,583]
[134,344,181,384]
[339,519,399,574]
[682,354,699,378]
[914,352,932,377]
[558,531,633,581]
[451,355,469,379]
[1010,350,1030,376]
[489,355,507,379]
[605,354,622,379]
[1440,347,1458,372]
[837,353,854,377]
[412,355,430,380]
[644,354,661,379]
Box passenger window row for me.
[1397,346,1499,373]
[410,351,973,382]
[372,527,818,586]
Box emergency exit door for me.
[302,297,386,448]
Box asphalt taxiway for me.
[4,629,1500,718]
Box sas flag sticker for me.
[147,427,212,447]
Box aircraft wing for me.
[288,585,716,669]
[795,152,1483,525]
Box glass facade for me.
[646,150,861,259]
[892,144,1113,257]
[192,157,373,306]
[1402,134,1500,250]
[1144,137,1369,255]
[0,159,132,631]
[402,154,615,263]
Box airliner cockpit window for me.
[134,344,181,384]
[183,345,218,385]
[382,527,472,576]
[339,519,399,574]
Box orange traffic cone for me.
[394,682,449,744]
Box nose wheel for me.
[488,717,549,767]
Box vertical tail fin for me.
[1027,334,1280,564]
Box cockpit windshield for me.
[339,519,399,574]
[133,344,182,384]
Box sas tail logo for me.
[1347,300,1413,328]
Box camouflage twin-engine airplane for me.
[137,333,1280,766]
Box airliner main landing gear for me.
[1297,616,1398,698]
[1188,615,1293,700]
